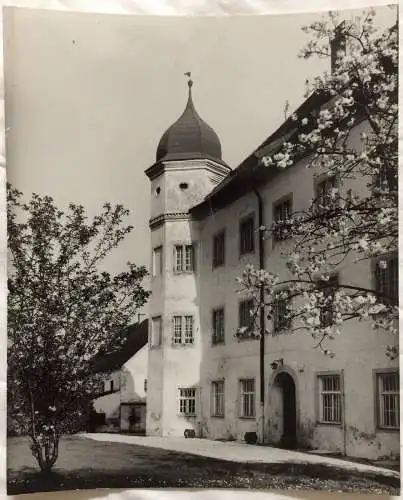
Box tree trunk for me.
[30,430,60,472]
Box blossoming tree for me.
[236,9,398,358]
[8,184,150,472]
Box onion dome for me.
[156,76,223,163]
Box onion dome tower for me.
[156,77,225,165]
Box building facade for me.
[144,78,399,460]
[93,320,149,434]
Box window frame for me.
[317,273,339,327]
[152,246,163,277]
[171,314,195,346]
[374,369,400,431]
[239,213,255,256]
[150,315,163,348]
[372,252,398,306]
[316,371,343,426]
[213,230,226,268]
[211,379,225,418]
[212,306,225,345]
[238,298,255,337]
[239,378,256,419]
[313,174,340,229]
[272,194,293,244]
[173,243,196,273]
[273,288,292,333]
[178,387,197,417]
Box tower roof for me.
[156,76,223,163]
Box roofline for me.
[145,156,231,180]
[190,91,329,219]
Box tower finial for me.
[184,71,193,92]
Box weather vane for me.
[184,71,193,87]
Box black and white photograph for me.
[4,3,400,497]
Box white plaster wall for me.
[146,158,228,437]
[197,122,399,459]
[93,389,120,421]
[121,345,148,403]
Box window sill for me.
[211,341,225,347]
[211,414,225,419]
[173,271,195,275]
[236,334,256,342]
[316,421,342,427]
[376,426,399,432]
[178,414,196,418]
[272,328,291,335]
[212,263,225,270]
[171,343,195,348]
[238,416,256,420]
[239,250,255,258]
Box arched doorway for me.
[272,372,297,449]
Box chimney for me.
[330,22,346,73]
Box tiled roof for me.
[91,319,148,373]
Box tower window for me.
[155,186,161,196]
[179,182,189,190]
[153,246,163,276]
[172,315,194,345]
[174,244,195,272]
[151,316,162,347]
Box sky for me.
[3,5,396,280]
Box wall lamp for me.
[270,358,284,370]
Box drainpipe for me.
[253,188,265,444]
[342,368,347,456]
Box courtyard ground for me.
[7,435,400,496]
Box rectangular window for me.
[144,379,148,393]
[184,316,194,344]
[376,372,399,429]
[316,176,337,206]
[172,315,194,345]
[273,197,292,242]
[213,231,225,267]
[212,307,225,345]
[211,380,225,417]
[374,161,398,194]
[110,380,114,393]
[318,374,341,424]
[239,379,255,418]
[174,244,195,272]
[152,246,163,276]
[374,254,398,305]
[318,274,338,327]
[173,316,183,344]
[239,299,255,332]
[273,290,292,333]
[179,388,196,416]
[151,316,162,347]
[240,215,255,255]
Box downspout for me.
[342,368,347,456]
[253,188,265,444]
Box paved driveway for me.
[83,433,399,479]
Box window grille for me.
[318,374,341,424]
[239,379,255,418]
